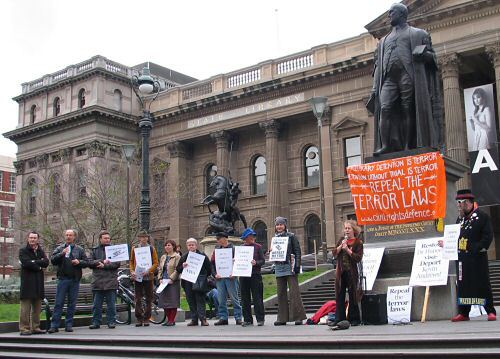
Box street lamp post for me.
[122,144,136,251]
[131,66,160,232]
[309,97,329,262]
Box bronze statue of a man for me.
[367,3,443,156]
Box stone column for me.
[319,109,336,251]
[259,120,281,243]
[439,53,468,189]
[166,141,190,246]
[486,42,500,126]
[210,130,232,177]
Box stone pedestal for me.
[363,149,468,320]
[199,236,242,258]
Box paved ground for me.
[2,313,500,341]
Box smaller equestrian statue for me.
[201,174,247,235]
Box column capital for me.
[167,141,189,159]
[86,140,106,158]
[485,42,500,67]
[259,119,281,138]
[36,154,49,169]
[320,107,332,127]
[210,130,232,149]
[13,160,25,175]
[438,53,460,78]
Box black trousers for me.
[335,271,360,323]
[240,273,265,323]
[182,280,207,322]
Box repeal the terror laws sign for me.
[347,152,446,225]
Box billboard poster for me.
[464,84,500,206]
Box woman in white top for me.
[470,88,493,151]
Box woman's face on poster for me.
[473,93,484,106]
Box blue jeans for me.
[50,278,80,329]
[216,278,242,321]
[206,288,219,316]
[92,290,117,326]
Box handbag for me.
[192,273,209,293]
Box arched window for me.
[305,145,320,187]
[252,156,266,195]
[253,221,268,253]
[53,97,61,116]
[78,88,86,108]
[304,214,321,254]
[27,178,37,215]
[30,105,37,124]
[50,173,61,211]
[113,89,122,111]
[206,164,217,195]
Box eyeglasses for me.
[456,199,467,204]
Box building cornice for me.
[3,105,138,144]
[153,57,373,127]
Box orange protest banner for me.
[347,152,446,225]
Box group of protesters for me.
[18,188,496,335]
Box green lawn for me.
[1,269,329,321]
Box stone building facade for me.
[4,0,500,258]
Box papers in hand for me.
[156,280,169,294]
[269,237,288,262]
[181,251,205,283]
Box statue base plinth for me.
[199,236,242,258]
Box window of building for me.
[305,146,319,187]
[53,97,61,116]
[344,136,361,169]
[7,207,14,228]
[113,89,122,111]
[78,88,86,108]
[254,221,268,253]
[76,148,87,157]
[305,214,321,254]
[27,178,37,215]
[77,168,87,197]
[0,172,3,191]
[9,173,15,193]
[50,173,61,212]
[252,156,266,195]
[206,164,217,195]
[30,105,37,124]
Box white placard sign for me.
[232,246,254,277]
[409,238,449,287]
[269,237,289,262]
[105,244,129,262]
[215,248,233,278]
[386,285,412,324]
[134,246,152,269]
[442,224,460,261]
[361,247,385,291]
[181,251,205,283]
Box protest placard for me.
[134,246,152,269]
[215,247,233,278]
[386,285,412,324]
[232,246,254,277]
[156,280,169,294]
[105,244,129,262]
[409,238,449,287]
[181,251,205,283]
[442,224,460,260]
[347,152,446,225]
[269,237,288,262]
[362,247,385,291]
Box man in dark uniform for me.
[452,189,496,322]
[367,3,442,156]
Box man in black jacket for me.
[19,231,49,335]
[88,230,120,329]
[48,229,88,333]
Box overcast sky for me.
[0,0,396,158]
